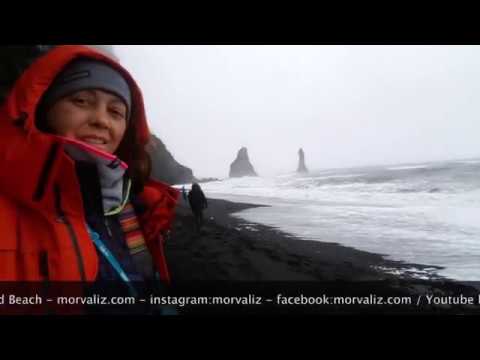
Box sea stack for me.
[229,147,258,178]
[297,148,308,173]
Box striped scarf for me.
[118,203,148,255]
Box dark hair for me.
[115,106,151,195]
[191,183,202,192]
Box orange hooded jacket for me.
[0,45,179,283]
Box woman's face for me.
[45,89,128,154]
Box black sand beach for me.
[165,196,480,314]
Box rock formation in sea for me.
[229,147,258,178]
[297,148,308,173]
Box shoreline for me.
[165,196,480,314]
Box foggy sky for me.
[114,45,480,178]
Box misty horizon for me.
[114,45,480,179]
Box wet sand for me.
[165,196,480,314]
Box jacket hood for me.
[0,45,152,214]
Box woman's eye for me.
[110,108,126,119]
[72,97,88,105]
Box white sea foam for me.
[386,164,431,171]
[197,159,480,281]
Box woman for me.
[0,45,179,310]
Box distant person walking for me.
[188,183,208,232]
[181,186,188,201]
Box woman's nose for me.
[89,106,110,128]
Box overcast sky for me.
[114,45,480,178]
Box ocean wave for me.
[457,160,480,165]
[397,187,443,194]
[386,164,431,171]
[311,173,366,180]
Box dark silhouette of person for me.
[188,183,208,232]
